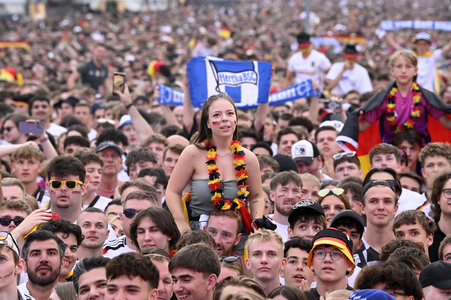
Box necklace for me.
[205,140,253,233]
[386,82,422,133]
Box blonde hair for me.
[246,229,283,253]
[389,50,418,68]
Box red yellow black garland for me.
[206,140,249,210]
[386,82,422,133]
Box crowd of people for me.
[0,0,450,299]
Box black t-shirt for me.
[429,222,445,262]
[77,60,108,92]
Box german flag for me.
[219,26,232,39]
[0,41,31,52]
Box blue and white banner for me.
[269,80,318,106]
[381,20,451,32]
[157,80,319,108]
[157,85,184,106]
[187,56,272,109]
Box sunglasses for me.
[0,231,20,254]
[333,151,356,160]
[219,256,240,263]
[123,208,140,219]
[1,126,14,133]
[318,188,345,198]
[0,217,24,226]
[49,180,83,190]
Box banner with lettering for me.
[187,56,272,109]
[157,80,318,109]
[381,20,451,32]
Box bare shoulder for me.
[242,148,259,164]
[180,144,205,158]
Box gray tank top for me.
[189,179,239,216]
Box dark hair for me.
[379,239,425,262]
[284,237,312,258]
[169,243,220,277]
[330,215,364,239]
[214,276,266,300]
[250,142,273,157]
[67,124,89,139]
[333,154,361,170]
[276,127,302,145]
[46,156,86,183]
[393,210,436,237]
[38,219,84,246]
[176,230,216,251]
[288,117,314,133]
[238,128,261,144]
[386,246,430,271]
[337,180,363,206]
[22,230,66,261]
[106,252,159,289]
[64,135,90,150]
[73,256,110,293]
[430,171,451,221]
[96,129,128,147]
[270,170,302,191]
[29,95,50,115]
[393,129,423,148]
[138,167,168,189]
[105,199,122,212]
[258,155,280,173]
[61,116,84,129]
[268,285,307,300]
[130,207,180,251]
[193,93,239,145]
[125,148,158,174]
[314,126,338,144]
[0,158,11,174]
[363,167,402,202]
[74,152,104,167]
[355,261,423,300]
[398,172,423,190]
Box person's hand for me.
[12,208,53,239]
[298,279,310,292]
[117,84,132,107]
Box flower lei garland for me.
[386,82,422,133]
[206,140,249,211]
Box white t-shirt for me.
[269,215,289,242]
[417,49,442,92]
[326,62,373,96]
[47,122,67,139]
[287,50,331,88]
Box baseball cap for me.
[419,261,451,289]
[296,32,311,49]
[343,44,358,60]
[349,289,396,300]
[414,32,432,44]
[307,228,355,270]
[0,231,20,257]
[319,120,344,132]
[330,210,365,234]
[291,140,320,163]
[96,141,123,156]
[288,200,325,225]
[118,114,132,128]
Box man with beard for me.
[46,156,86,223]
[269,171,303,242]
[38,220,83,282]
[77,208,109,260]
[18,230,65,300]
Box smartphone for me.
[19,122,44,134]
[324,101,342,110]
[113,72,126,95]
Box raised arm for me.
[243,149,265,220]
[182,76,195,135]
[118,85,154,141]
[165,145,197,234]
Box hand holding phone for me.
[113,72,126,95]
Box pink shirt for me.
[364,87,444,143]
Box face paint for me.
[212,121,220,126]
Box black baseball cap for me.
[420,261,451,289]
[96,141,123,156]
[330,210,365,234]
[288,200,325,225]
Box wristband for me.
[39,137,48,143]
[125,103,134,110]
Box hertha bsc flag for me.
[187,56,272,109]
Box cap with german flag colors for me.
[307,227,355,270]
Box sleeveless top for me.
[189,179,239,217]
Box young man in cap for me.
[420,261,451,300]
[291,140,331,183]
[286,32,331,89]
[330,210,365,287]
[96,141,124,198]
[0,232,27,300]
[304,228,356,300]
[325,44,372,96]
[287,199,326,241]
